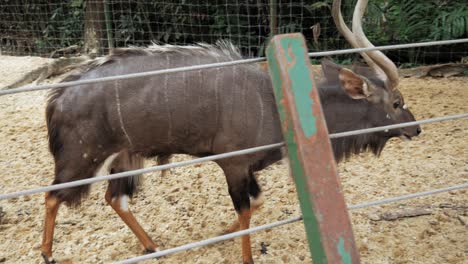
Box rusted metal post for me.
[266,33,360,264]
[103,0,114,55]
[269,0,278,37]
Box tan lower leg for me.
[41,192,61,262]
[224,194,264,234]
[105,189,157,251]
[238,209,253,264]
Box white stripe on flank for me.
[164,54,173,143]
[95,153,119,176]
[255,77,265,146]
[114,77,133,146]
[214,56,220,132]
[231,65,236,122]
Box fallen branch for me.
[3,56,90,89]
[0,206,5,224]
[369,207,432,221]
[400,63,468,78]
[437,203,468,210]
[380,207,432,221]
[49,45,81,58]
[368,202,468,221]
[457,215,467,226]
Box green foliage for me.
[108,1,271,56]
[383,0,468,42]
[304,0,467,64]
[0,1,84,55]
[430,2,468,40]
[45,1,84,47]
[378,0,467,63]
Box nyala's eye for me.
[393,101,400,109]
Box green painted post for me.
[266,33,360,264]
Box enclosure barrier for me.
[0,35,467,263]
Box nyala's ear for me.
[338,68,372,99]
[321,58,344,84]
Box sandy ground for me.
[0,55,466,264]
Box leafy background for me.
[0,0,467,65]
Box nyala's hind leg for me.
[41,153,104,264]
[106,150,157,253]
[223,171,264,234]
[41,192,62,264]
[218,163,254,264]
[157,155,171,178]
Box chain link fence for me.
[1,0,467,65]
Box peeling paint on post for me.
[266,33,360,264]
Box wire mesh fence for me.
[1,0,467,65]
[0,16,466,260]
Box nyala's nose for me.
[416,127,422,135]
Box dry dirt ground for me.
[0,55,466,264]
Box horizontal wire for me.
[116,182,468,263]
[348,182,468,210]
[1,38,467,96]
[329,113,468,139]
[0,143,284,201]
[308,39,468,57]
[115,216,304,264]
[0,57,264,96]
[0,112,466,201]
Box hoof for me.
[243,259,254,264]
[144,248,161,260]
[220,224,240,236]
[41,253,56,264]
[219,229,231,236]
[144,248,155,254]
[221,221,240,235]
[219,228,239,236]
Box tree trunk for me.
[84,0,106,56]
